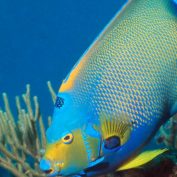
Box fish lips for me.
[39,159,63,177]
[46,170,60,177]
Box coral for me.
[157,114,177,148]
[0,81,56,177]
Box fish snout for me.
[40,158,63,176]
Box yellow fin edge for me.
[117,148,168,171]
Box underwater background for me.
[0,0,125,176]
[0,0,125,121]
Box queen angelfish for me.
[40,0,177,176]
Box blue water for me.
[0,0,125,176]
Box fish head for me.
[39,93,101,176]
[40,130,89,176]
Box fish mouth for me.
[44,170,60,177]
[41,162,64,177]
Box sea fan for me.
[0,81,56,177]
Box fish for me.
[40,0,177,176]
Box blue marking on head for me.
[46,92,89,144]
[55,96,64,109]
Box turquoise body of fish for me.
[40,0,177,176]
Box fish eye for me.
[62,133,73,144]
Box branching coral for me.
[0,81,56,177]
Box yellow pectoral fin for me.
[99,113,132,145]
[117,148,168,171]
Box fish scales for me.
[60,0,177,128]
